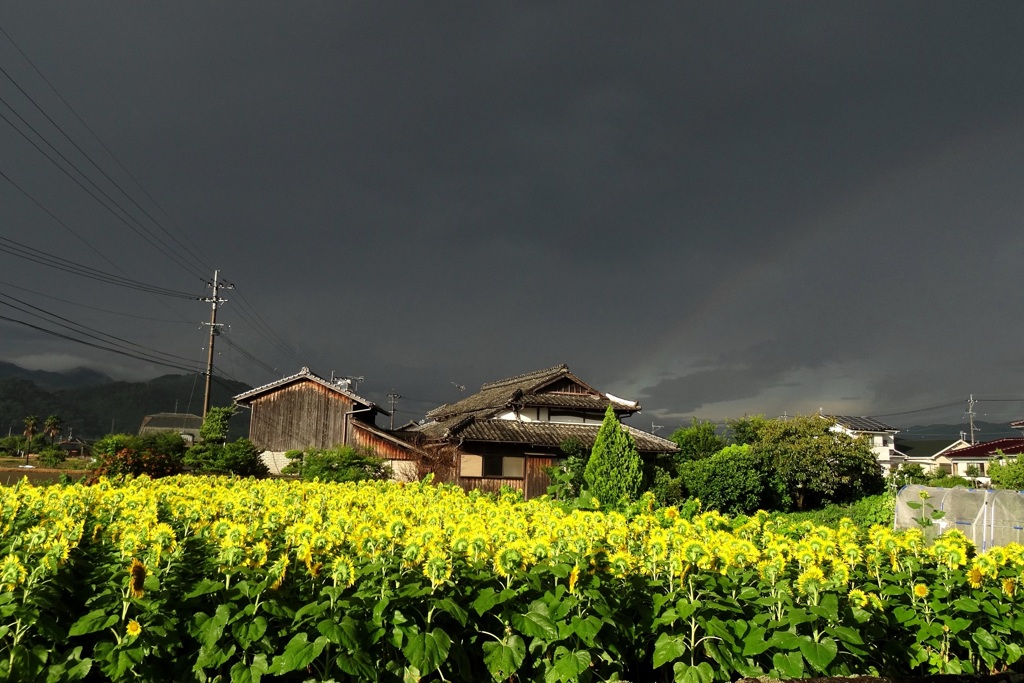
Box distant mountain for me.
[0,361,113,391]
[0,368,251,440]
[896,420,1022,442]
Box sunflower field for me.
[1,476,1022,682]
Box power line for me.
[0,291,203,368]
[0,279,191,323]
[0,21,213,275]
[0,235,198,299]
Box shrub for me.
[37,447,66,468]
[184,438,269,477]
[90,433,186,479]
[283,446,390,483]
[584,405,642,506]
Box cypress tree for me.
[584,405,642,505]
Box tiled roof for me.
[140,413,203,431]
[426,364,637,421]
[456,419,679,453]
[233,367,386,414]
[1010,419,1024,430]
[830,415,897,432]
[945,438,1024,459]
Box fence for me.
[894,485,1024,550]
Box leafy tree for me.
[747,414,884,511]
[669,418,727,463]
[200,406,235,444]
[988,452,1024,489]
[546,438,588,499]
[43,414,62,445]
[283,446,390,483]
[90,433,187,479]
[679,444,772,515]
[23,415,38,440]
[887,462,930,490]
[185,408,268,477]
[727,415,769,446]
[584,405,642,506]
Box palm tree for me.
[23,415,38,465]
[44,415,62,446]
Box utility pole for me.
[387,391,402,430]
[201,269,233,418]
[966,394,978,445]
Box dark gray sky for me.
[2,2,1024,429]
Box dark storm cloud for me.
[2,2,1024,426]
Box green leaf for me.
[653,633,687,668]
[184,578,223,599]
[402,627,451,673]
[674,661,714,683]
[68,609,117,637]
[269,633,328,675]
[799,636,837,673]
[772,651,804,678]
[436,598,469,627]
[742,625,772,655]
[550,647,592,682]
[511,601,559,641]
[114,647,144,678]
[230,653,269,683]
[570,615,603,647]
[825,625,864,646]
[973,628,999,651]
[472,588,501,617]
[954,597,980,612]
[482,635,526,681]
[232,615,267,649]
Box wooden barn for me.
[400,364,678,499]
[233,367,421,477]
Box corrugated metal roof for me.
[139,412,203,431]
[831,415,897,432]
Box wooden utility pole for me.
[201,270,232,418]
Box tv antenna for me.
[451,382,466,394]
[651,421,664,434]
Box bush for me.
[184,438,269,478]
[989,454,1024,490]
[926,474,973,488]
[90,433,187,479]
[283,446,390,483]
[775,492,896,529]
[679,444,772,515]
[37,447,66,468]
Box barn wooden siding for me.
[351,424,420,461]
[456,455,554,500]
[248,380,355,452]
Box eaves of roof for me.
[453,419,679,453]
[233,366,387,414]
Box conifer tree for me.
[584,405,642,505]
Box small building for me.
[932,438,1024,481]
[406,364,678,499]
[896,438,971,474]
[138,412,203,445]
[828,415,903,473]
[233,367,421,476]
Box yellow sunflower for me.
[125,619,142,639]
[912,583,928,599]
[127,558,146,599]
[966,566,985,589]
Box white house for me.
[827,415,904,474]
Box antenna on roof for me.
[651,421,664,434]
[451,382,466,394]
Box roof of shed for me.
[233,367,387,414]
[139,412,203,431]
